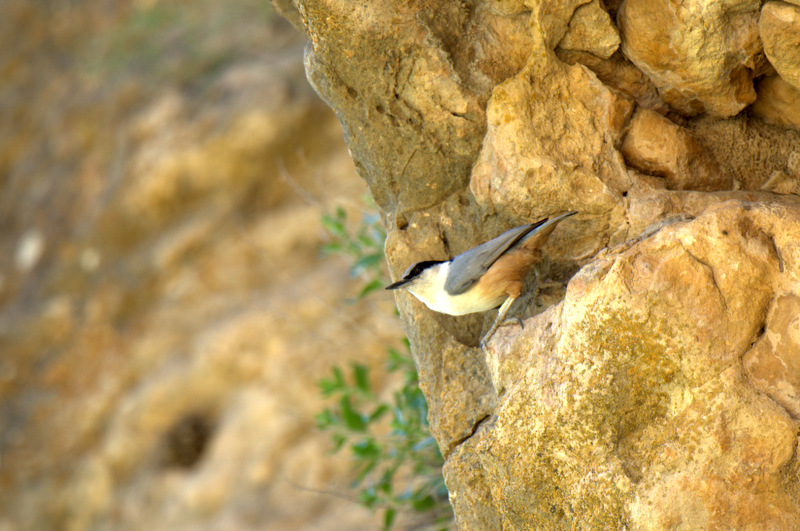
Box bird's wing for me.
[443,219,549,295]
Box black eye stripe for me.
[403,260,445,279]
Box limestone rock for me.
[300,0,487,221]
[277,0,800,529]
[469,32,633,255]
[472,203,800,529]
[443,430,503,529]
[556,48,670,113]
[751,75,800,130]
[687,114,800,191]
[465,5,536,97]
[270,0,305,30]
[523,0,596,50]
[618,0,763,117]
[620,108,729,191]
[760,170,800,195]
[298,0,630,457]
[557,0,620,59]
[486,0,527,16]
[744,294,800,418]
[760,2,800,91]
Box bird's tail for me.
[520,211,578,250]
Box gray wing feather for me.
[443,222,545,295]
[443,211,577,296]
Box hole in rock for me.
[160,413,215,469]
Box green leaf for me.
[411,493,436,512]
[318,379,337,396]
[358,279,384,299]
[357,233,378,247]
[393,406,405,426]
[321,242,344,255]
[377,468,395,492]
[358,485,378,508]
[339,395,366,432]
[369,404,389,422]
[331,433,347,452]
[315,409,333,428]
[354,253,382,269]
[320,213,345,237]
[332,366,345,386]
[382,508,396,530]
[318,366,346,395]
[386,345,415,372]
[352,363,371,394]
[355,457,378,483]
[352,439,381,460]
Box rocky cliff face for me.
[277,0,800,528]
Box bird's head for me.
[385,260,445,291]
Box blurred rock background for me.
[0,1,404,529]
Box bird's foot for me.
[501,317,524,331]
[480,317,525,352]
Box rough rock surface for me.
[556,48,670,113]
[760,1,800,91]
[556,0,620,59]
[298,0,489,221]
[477,203,800,529]
[618,0,763,117]
[620,108,727,191]
[283,0,800,528]
[687,115,800,191]
[744,293,800,419]
[751,75,800,130]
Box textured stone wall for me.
[278,0,800,528]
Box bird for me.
[385,211,577,347]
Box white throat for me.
[405,262,504,316]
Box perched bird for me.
[386,211,577,345]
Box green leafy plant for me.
[318,201,453,529]
[316,341,451,530]
[320,201,388,299]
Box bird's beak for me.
[385,278,412,290]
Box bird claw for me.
[479,317,525,352]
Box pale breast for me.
[428,287,506,315]
[407,262,507,316]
